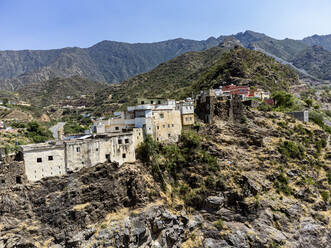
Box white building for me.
[20,128,143,182]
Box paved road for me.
[49,122,66,140]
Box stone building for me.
[20,128,143,182]
[93,98,194,143]
[0,162,26,188]
[196,90,244,124]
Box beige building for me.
[93,98,194,143]
[20,128,143,182]
[22,142,66,182]
[176,99,195,128]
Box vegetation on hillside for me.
[92,46,300,116]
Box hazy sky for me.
[0,0,330,50]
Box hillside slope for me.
[0,38,219,90]
[92,45,299,114]
[290,45,331,81]
[0,30,329,91]
[18,76,107,107]
[0,110,330,247]
[303,34,331,51]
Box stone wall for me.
[196,91,216,124]
[152,109,182,142]
[23,144,66,182]
[0,161,26,188]
[197,93,244,123]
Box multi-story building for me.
[20,128,143,182]
[93,98,194,142]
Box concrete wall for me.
[289,111,309,123]
[23,145,66,182]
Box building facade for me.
[93,98,194,142]
[20,128,143,182]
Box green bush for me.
[136,135,160,163]
[271,91,294,109]
[258,102,272,112]
[278,141,305,160]
[63,122,86,135]
[214,218,224,230]
[275,172,291,195]
[180,130,201,151]
[320,191,329,202]
[25,122,53,143]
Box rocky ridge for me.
[0,108,330,247]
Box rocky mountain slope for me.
[0,38,219,91]
[303,34,331,51]
[0,109,330,247]
[17,76,107,107]
[0,30,330,91]
[290,45,331,81]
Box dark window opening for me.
[37,158,42,163]
[1,179,5,184]
[141,101,144,104]
[115,127,119,130]
[122,153,126,158]
[16,176,22,184]
[125,139,129,144]
[118,139,122,144]
[76,147,80,152]
[106,154,110,160]
[96,148,99,151]
[158,100,161,104]
[48,156,53,161]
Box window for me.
[122,153,126,158]
[141,101,144,104]
[96,148,99,151]
[157,138,159,141]
[106,154,110,160]
[37,158,42,163]
[76,147,80,152]
[157,126,159,129]
[48,156,53,161]
[168,134,171,137]
[160,113,164,119]
[168,124,170,128]
[1,179,5,184]
[158,100,161,104]
[118,139,122,144]
[162,124,165,128]
[172,124,174,127]
[115,126,119,130]
[125,139,129,144]
[151,101,154,104]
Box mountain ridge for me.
[0,31,330,91]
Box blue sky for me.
[0,0,330,50]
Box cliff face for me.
[0,110,330,248]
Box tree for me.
[271,91,294,109]
[304,98,313,108]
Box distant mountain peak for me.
[219,36,243,49]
